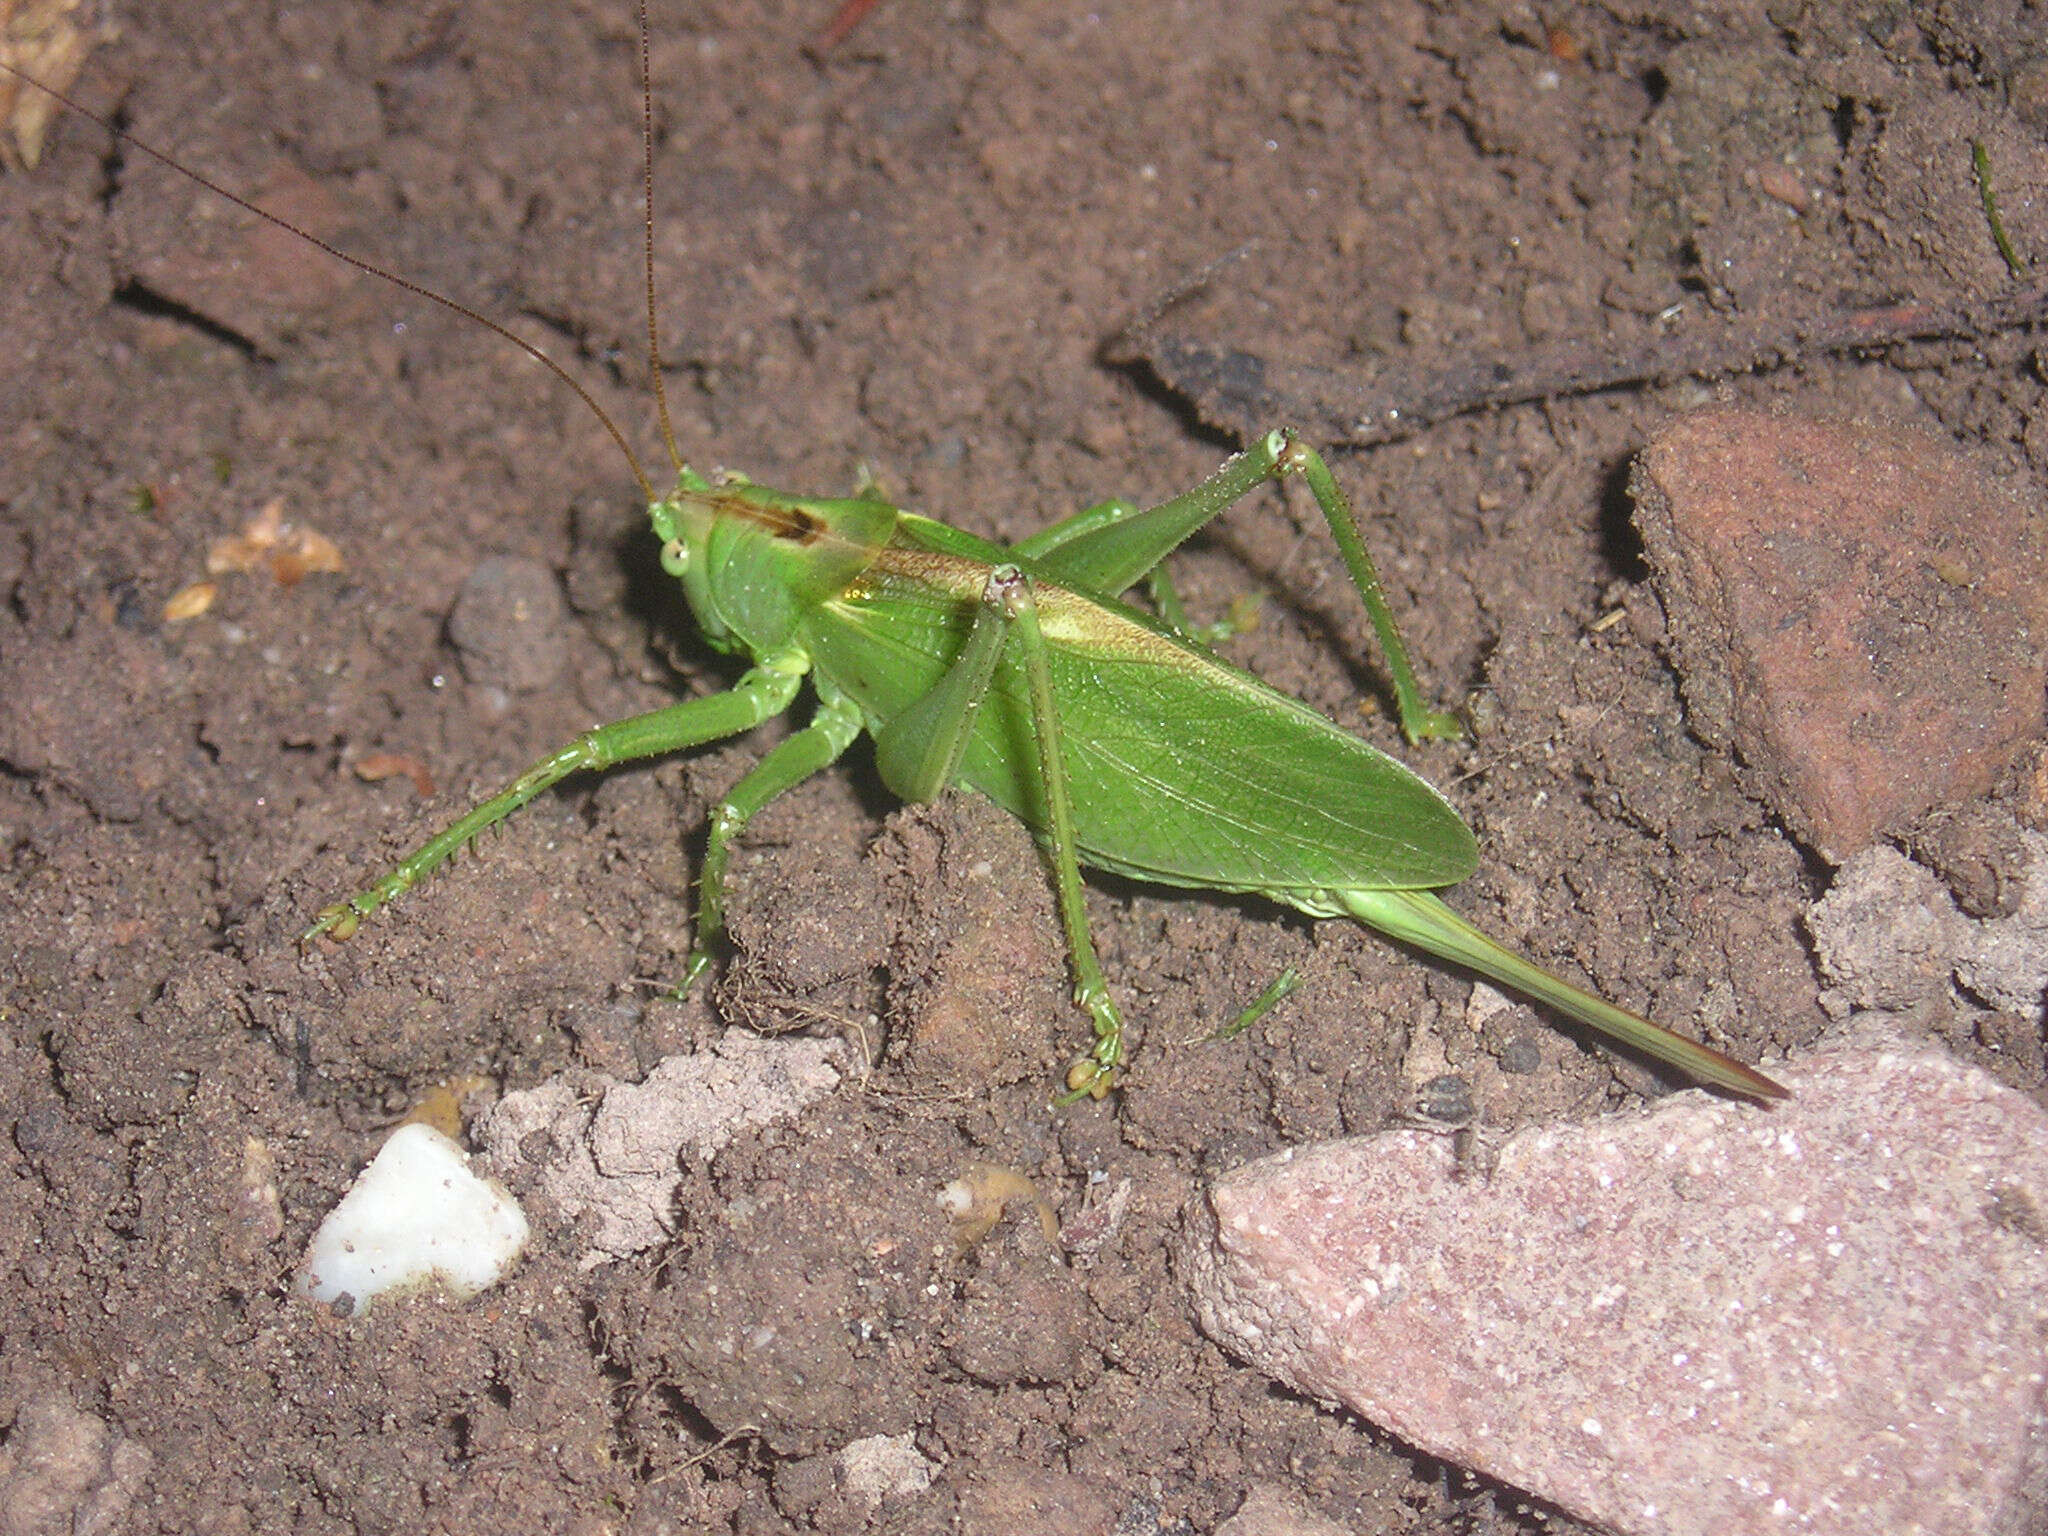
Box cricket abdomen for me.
[802,556,1479,899]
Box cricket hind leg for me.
[1335,887,1789,1101]
[1271,433,1463,743]
[1007,495,1261,648]
[1009,495,1143,564]
[1016,429,1461,745]
[303,654,808,942]
[679,688,865,992]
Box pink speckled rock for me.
[1185,1023,2048,1536]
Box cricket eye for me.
[660,539,689,576]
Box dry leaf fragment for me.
[0,0,105,171]
[161,580,217,622]
[206,497,344,586]
[266,526,343,586]
[352,751,435,798]
[937,1162,1060,1255]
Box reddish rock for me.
[1185,1023,2048,1536]
[1631,410,2048,859]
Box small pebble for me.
[446,555,572,695]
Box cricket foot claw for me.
[670,948,715,1001]
[301,900,365,944]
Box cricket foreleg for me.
[679,687,865,991]
[303,653,809,942]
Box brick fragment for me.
[1632,410,2048,858]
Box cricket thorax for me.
[649,480,904,657]
[687,485,826,543]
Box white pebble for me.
[298,1123,528,1312]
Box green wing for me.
[801,554,1477,897]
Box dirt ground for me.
[0,0,2042,1530]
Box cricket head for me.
[649,470,898,655]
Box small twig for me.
[1110,282,2048,449]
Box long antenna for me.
[0,57,657,505]
[639,0,683,474]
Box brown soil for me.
[1,1,2041,1530]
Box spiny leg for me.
[871,561,1131,1098]
[1009,495,1142,565]
[1016,455,1282,595]
[1006,494,1262,648]
[304,653,809,942]
[1014,429,1460,744]
[987,567,1130,1100]
[1270,432,1463,743]
[680,687,865,991]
